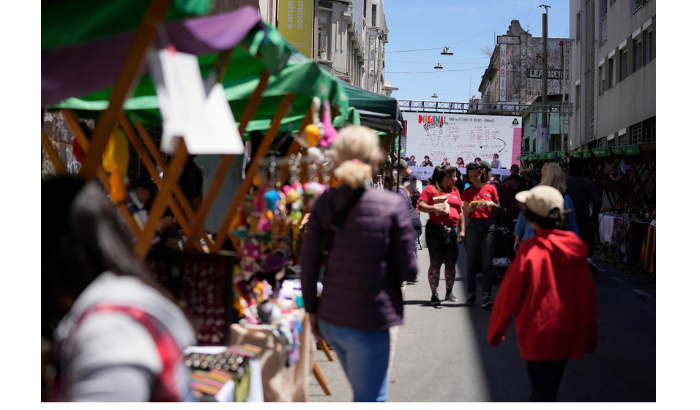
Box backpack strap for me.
[319,187,366,257]
[57,303,182,402]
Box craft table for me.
[229,309,316,402]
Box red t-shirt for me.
[462,183,500,219]
[418,184,462,227]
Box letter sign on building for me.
[499,44,507,101]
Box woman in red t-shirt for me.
[462,161,501,309]
[418,166,465,306]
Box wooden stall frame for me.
[134,139,190,260]
[77,0,173,181]
[182,69,271,250]
[41,128,67,176]
[118,117,209,252]
[210,93,297,252]
[58,112,145,238]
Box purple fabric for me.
[42,6,265,106]
[301,186,419,331]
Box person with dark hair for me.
[566,157,602,262]
[407,155,416,166]
[474,157,482,163]
[462,161,501,308]
[418,165,465,306]
[488,185,598,402]
[420,155,433,167]
[42,177,195,401]
[456,157,465,168]
[491,153,502,170]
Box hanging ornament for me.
[102,127,129,204]
[319,100,338,147]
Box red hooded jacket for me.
[488,229,598,361]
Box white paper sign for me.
[149,49,244,155]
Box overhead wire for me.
[385,6,541,54]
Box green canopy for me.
[611,145,641,156]
[590,147,611,157]
[42,0,212,50]
[341,83,402,134]
[567,150,582,158]
[581,150,591,159]
[52,55,351,135]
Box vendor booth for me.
[42,1,398,402]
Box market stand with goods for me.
[516,143,655,277]
[41,1,403,402]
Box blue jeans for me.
[317,319,390,402]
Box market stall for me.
[42,3,363,401]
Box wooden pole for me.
[277,106,315,184]
[183,70,271,250]
[119,118,208,251]
[41,129,67,176]
[134,139,190,261]
[211,93,296,252]
[77,0,174,181]
[60,110,144,238]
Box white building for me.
[569,0,655,149]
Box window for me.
[598,65,605,95]
[633,38,642,71]
[600,1,608,43]
[608,57,615,88]
[371,4,377,26]
[364,0,367,18]
[630,122,642,144]
[317,26,328,59]
[576,13,581,43]
[319,1,332,9]
[631,0,643,16]
[619,48,628,81]
[644,30,653,64]
[643,117,655,142]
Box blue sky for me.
[384,0,571,102]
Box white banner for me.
[404,112,522,171]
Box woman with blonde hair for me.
[513,162,579,252]
[301,126,418,402]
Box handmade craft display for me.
[228,101,336,330]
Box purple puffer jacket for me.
[301,185,418,331]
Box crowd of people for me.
[42,122,599,402]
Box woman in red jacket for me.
[487,186,598,402]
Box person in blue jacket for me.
[514,163,578,252]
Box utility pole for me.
[540,4,550,153]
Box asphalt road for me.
[309,213,656,402]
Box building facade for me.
[315,0,392,95]
[478,20,572,153]
[215,1,395,95]
[569,0,655,149]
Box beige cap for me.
[515,185,567,218]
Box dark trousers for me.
[464,218,496,295]
[526,359,568,402]
[579,228,595,258]
[425,220,458,295]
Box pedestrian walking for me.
[417,166,465,306]
[488,185,598,402]
[301,126,418,402]
[513,163,579,252]
[42,177,196,402]
[566,158,602,268]
[462,161,501,308]
[390,174,422,284]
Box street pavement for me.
[308,213,656,402]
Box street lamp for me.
[441,47,453,56]
[431,93,438,98]
[434,63,443,69]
